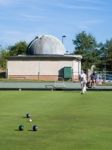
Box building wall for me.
[7,59,81,81]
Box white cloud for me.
[77,0,107,5]
[1,30,24,41]
[20,14,46,22]
[0,0,14,6]
[78,19,104,30]
[48,0,109,12]
[0,30,35,46]
[53,2,104,11]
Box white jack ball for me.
[29,118,32,122]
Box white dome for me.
[27,35,66,55]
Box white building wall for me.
[8,61,39,75]
[8,60,78,75]
[39,61,74,75]
[7,59,81,80]
[39,61,58,75]
[72,60,81,75]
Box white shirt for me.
[80,73,87,83]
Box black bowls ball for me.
[26,113,31,118]
[19,125,24,131]
[32,125,38,131]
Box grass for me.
[0,91,112,150]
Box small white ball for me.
[29,118,32,122]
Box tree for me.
[103,39,112,71]
[73,31,97,53]
[8,41,28,56]
[0,49,10,69]
[73,31,99,70]
[0,41,28,69]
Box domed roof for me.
[27,35,66,55]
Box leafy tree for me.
[0,41,28,69]
[0,49,10,69]
[103,39,112,71]
[73,31,97,53]
[8,41,28,56]
[73,31,99,70]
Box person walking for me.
[79,70,87,94]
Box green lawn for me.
[0,91,112,150]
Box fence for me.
[95,71,112,82]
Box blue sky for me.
[0,0,112,52]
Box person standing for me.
[79,70,87,94]
[90,71,97,88]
